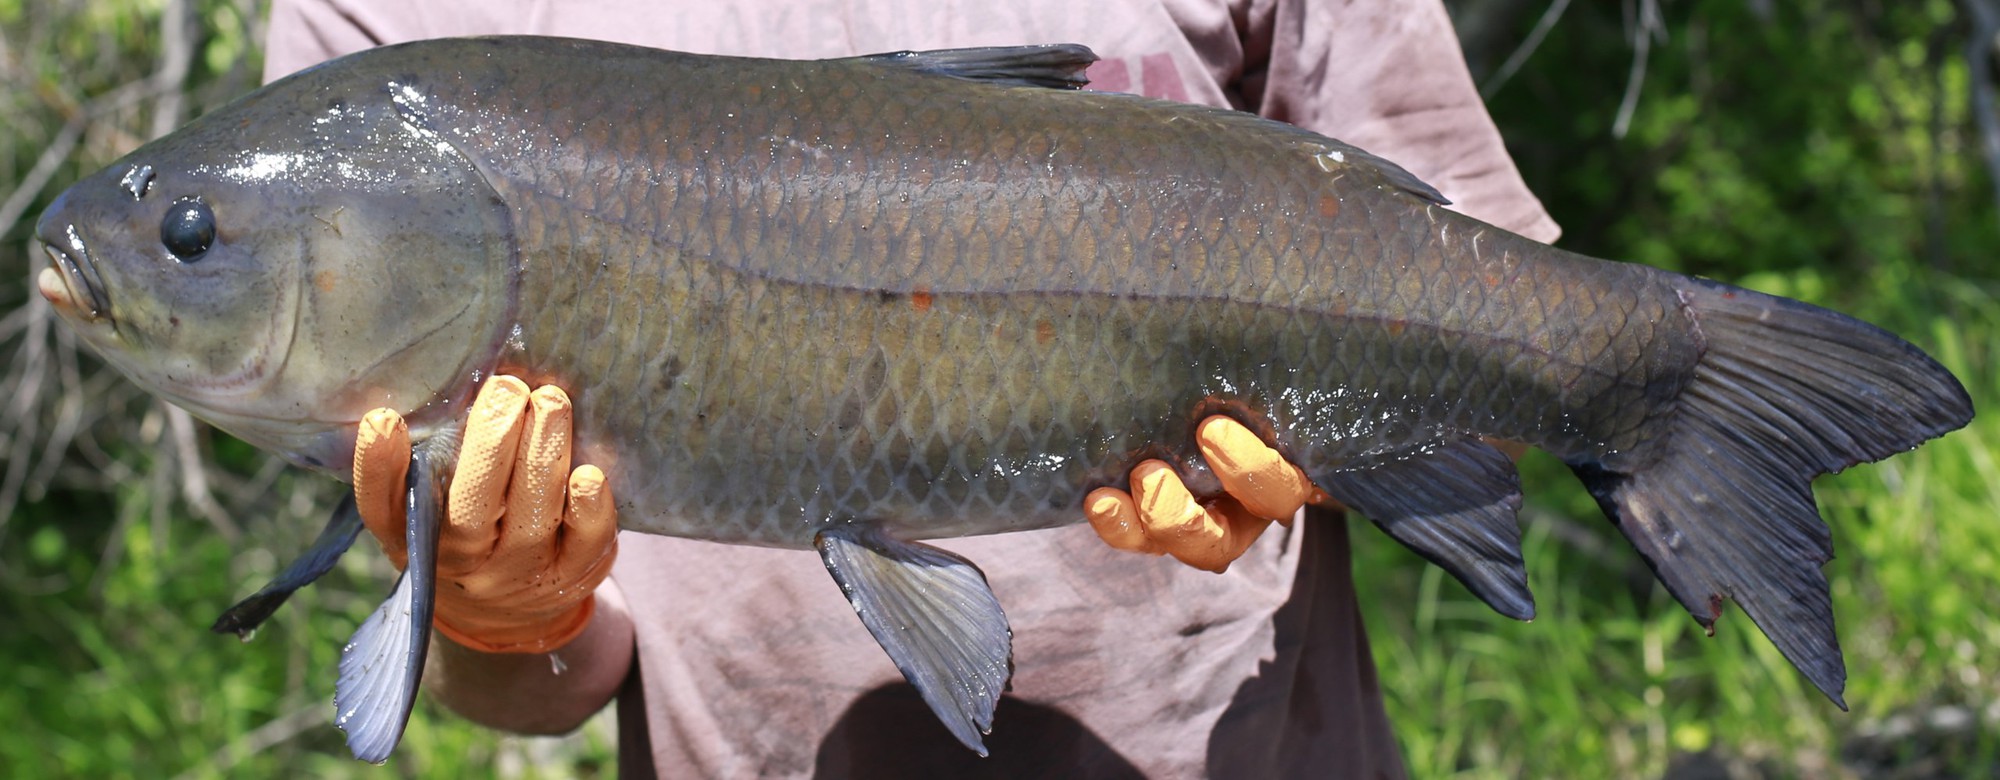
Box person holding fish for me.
[28,0,1962,765]
[254,0,1566,776]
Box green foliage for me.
[1373,1,2000,775]
[1486,0,2000,281]
[2,1,1994,777]
[0,1,613,777]
[1359,270,2000,777]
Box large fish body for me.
[34,37,1971,759]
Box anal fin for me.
[1318,438,1534,620]
[211,492,364,637]
[815,525,1013,756]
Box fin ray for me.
[1318,438,1533,620]
[334,450,442,763]
[212,492,365,637]
[858,44,1096,89]
[1574,278,1973,708]
[815,525,1013,756]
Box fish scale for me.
[398,45,1670,544]
[34,37,1970,761]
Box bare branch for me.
[0,75,161,242]
[1963,0,2000,229]
[149,0,197,141]
[0,119,81,243]
[0,294,51,541]
[1480,0,1575,99]
[167,404,240,541]
[173,703,332,780]
[1612,0,1664,139]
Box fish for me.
[32,37,1972,762]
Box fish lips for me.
[35,225,111,323]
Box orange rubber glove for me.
[1085,416,1324,572]
[353,376,618,654]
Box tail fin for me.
[1570,278,1972,707]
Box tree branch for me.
[1962,0,2000,229]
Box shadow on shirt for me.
[812,685,1144,779]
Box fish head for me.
[34,65,515,475]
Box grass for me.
[2,1,1996,776]
[4,269,1990,779]
[0,457,618,779]
[1355,266,2000,778]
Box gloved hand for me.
[1085,416,1323,572]
[353,376,618,653]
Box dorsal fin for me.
[1308,139,1451,206]
[858,44,1097,89]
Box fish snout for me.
[34,219,110,322]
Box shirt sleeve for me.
[264,0,519,82]
[1236,0,1561,242]
[264,0,365,82]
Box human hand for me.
[1085,417,1323,572]
[353,376,618,653]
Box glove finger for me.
[1084,485,1161,555]
[440,375,531,577]
[1129,462,1274,573]
[1193,496,1276,571]
[353,408,411,569]
[445,531,613,630]
[1130,461,1227,569]
[487,385,574,576]
[560,532,619,600]
[554,464,618,580]
[1196,416,1314,520]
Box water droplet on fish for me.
[549,653,568,676]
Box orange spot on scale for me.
[911,288,933,312]
[1035,319,1056,345]
[313,271,338,294]
[1317,195,1340,219]
[1385,320,1406,336]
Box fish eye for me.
[161,198,215,261]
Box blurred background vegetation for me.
[0,0,1995,776]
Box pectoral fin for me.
[334,449,442,764]
[814,524,1013,756]
[1319,438,1534,620]
[211,492,365,638]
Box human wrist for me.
[433,594,598,654]
[426,581,634,735]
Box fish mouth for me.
[37,230,111,322]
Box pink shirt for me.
[266,2,1557,777]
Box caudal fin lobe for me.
[1571,278,1972,707]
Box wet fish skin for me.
[36,37,1693,544]
[411,38,1700,545]
[33,38,1972,758]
